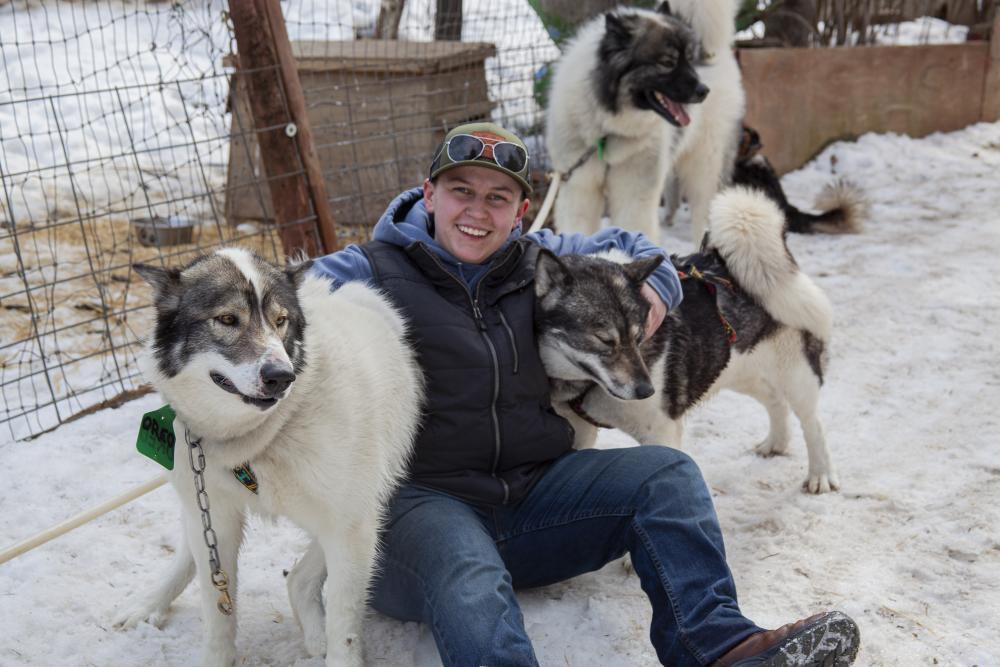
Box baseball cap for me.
[429,122,532,195]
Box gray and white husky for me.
[547,0,745,244]
[536,187,839,493]
[115,248,423,667]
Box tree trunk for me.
[435,0,463,41]
[375,0,406,39]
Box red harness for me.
[676,265,738,344]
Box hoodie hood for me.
[372,187,525,289]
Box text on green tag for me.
[136,404,177,470]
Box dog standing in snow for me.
[115,248,423,667]
[536,187,839,493]
[546,0,745,243]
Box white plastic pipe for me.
[0,473,168,565]
[527,172,561,234]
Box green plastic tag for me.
[136,404,178,470]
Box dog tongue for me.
[664,97,691,126]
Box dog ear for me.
[623,255,665,285]
[285,251,314,288]
[604,12,633,45]
[698,230,712,253]
[534,249,574,296]
[134,263,182,311]
[655,1,672,16]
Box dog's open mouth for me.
[647,90,691,127]
[210,371,279,410]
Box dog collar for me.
[568,386,615,430]
[562,136,609,181]
[233,463,258,495]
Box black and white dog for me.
[115,248,423,666]
[547,0,745,243]
[733,125,868,235]
[536,187,839,493]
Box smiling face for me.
[423,165,531,264]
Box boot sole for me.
[760,611,860,667]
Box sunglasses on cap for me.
[442,134,528,174]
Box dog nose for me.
[260,362,295,396]
[634,382,655,400]
[691,83,709,103]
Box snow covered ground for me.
[2,121,999,666]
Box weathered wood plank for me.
[740,42,990,174]
[262,0,339,254]
[229,0,331,257]
[980,13,1000,122]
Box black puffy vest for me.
[361,239,575,506]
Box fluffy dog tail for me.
[668,0,738,56]
[787,178,869,235]
[708,187,833,341]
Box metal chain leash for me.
[186,430,234,616]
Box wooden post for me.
[981,11,1000,122]
[261,0,339,254]
[229,0,339,258]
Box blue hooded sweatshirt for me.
[311,187,682,308]
[311,187,683,504]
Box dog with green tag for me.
[115,248,423,667]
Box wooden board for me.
[739,42,992,174]
[981,14,1000,122]
[224,40,495,242]
[225,40,497,74]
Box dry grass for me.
[1,215,286,419]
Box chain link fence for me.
[0,0,559,441]
[1,0,993,441]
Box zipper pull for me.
[472,300,487,331]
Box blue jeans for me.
[370,446,762,666]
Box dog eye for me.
[215,314,237,326]
[595,335,616,348]
[275,315,288,327]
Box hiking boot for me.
[711,611,860,666]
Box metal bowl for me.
[130,216,196,248]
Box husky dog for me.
[115,248,423,667]
[535,187,838,493]
[546,0,744,244]
[733,125,868,235]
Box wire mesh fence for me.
[1,0,994,441]
[0,0,560,441]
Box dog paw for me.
[114,602,168,630]
[753,436,789,457]
[804,471,839,494]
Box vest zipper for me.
[498,310,519,374]
[419,245,512,504]
[473,297,509,504]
